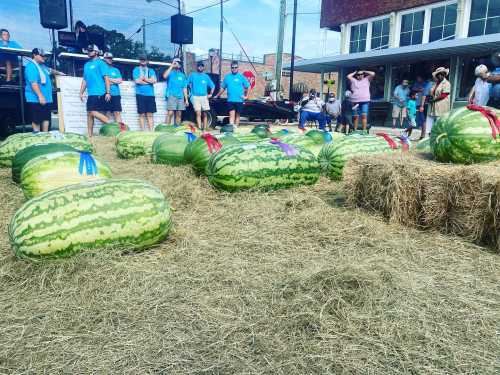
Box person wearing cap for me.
[0,29,22,83]
[80,44,111,137]
[392,79,410,129]
[103,52,123,123]
[25,48,65,132]
[468,64,491,107]
[188,61,215,131]
[427,67,451,136]
[215,61,250,130]
[133,55,157,131]
[162,58,188,126]
[347,69,375,132]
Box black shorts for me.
[227,101,243,114]
[136,95,157,114]
[87,95,107,112]
[107,95,122,112]
[27,102,51,124]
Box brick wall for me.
[321,0,443,28]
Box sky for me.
[0,0,340,60]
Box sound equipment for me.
[58,31,77,48]
[39,0,68,30]
[171,14,193,45]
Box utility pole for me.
[288,0,298,100]
[219,0,223,88]
[274,0,286,101]
[142,19,147,54]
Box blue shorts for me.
[352,102,369,117]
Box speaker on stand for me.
[171,14,193,72]
[39,0,68,70]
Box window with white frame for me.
[429,3,457,42]
[371,18,390,50]
[400,11,425,46]
[350,23,367,53]
[468,0,500,36]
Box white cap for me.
[475,64,488,76]
[103,52,113,59]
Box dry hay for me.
[0,136,499,374]
[344,153,500,251]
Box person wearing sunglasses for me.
[103,52,123,124]
[215,61,250,131]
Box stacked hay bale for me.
[344,153,500,251]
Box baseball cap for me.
[138,54,148,60]
[32,48,47,56]
[103,52,113,59]
[87,44,100,53]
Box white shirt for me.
[473,77,491,106]
[301,96,324,113]
[326,100,341,116]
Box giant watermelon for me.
[251,125,272,138]
[9,179,172,259]
[430,106,500,164]
[152,132,197,165]
[12,143,78,183]
[99,122,129,137]
[207,141,320,191]
[279,134,324,156]
[116,131,162,159]
[305,129,333,143]
[155,122,198,134]
[0,132,93,167]
[185,133,239,175]
[21,151,112,199]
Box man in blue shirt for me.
[392,79,410,129]
[163,58,188,126]
[188,61,215,131]
[25,48,65,132]
[215,61,250,129]
[0,29,22,83]
[79,44,111,137]
[103,52,123,124]
[133,55,157,131]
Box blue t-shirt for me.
[83,58,108,96]
[166,70,188,99]
[393,85,410,107]
[406,99,417,118]
[0,40,22,61]
[133,66,156,97]
[188,72,215,97]
[222,73,250,103]
[107,66,122,96]
[25,61,53,103]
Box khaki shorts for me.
[392,105,407,119]
[191,96,210,111]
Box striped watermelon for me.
[251,126,272,138]
[207,141,320,191]
[305,129,333,143]
[152,132,197,165]
[9,179,172,259]
[12,143,78,183]
[430,106,500,164]
[155,123,198,134]
[0,132,93,167]
[272,128,293,138]
[185,133,239,175]
[99,122,129,136]
[279,134,323,156]
[116,131,162,159]
[21,151,112,199]
[318,134,397,180]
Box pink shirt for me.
[349,77,371,103]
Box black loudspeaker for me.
[171,14,193,44]
[39,0,68,30]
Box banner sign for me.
[56,76,168,134]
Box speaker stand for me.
[51,29,57,70]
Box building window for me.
[350,23,367,53]
[400,11,425,46]
[429,3,457,42]
[468,0,500,36]
[371,18,390,50]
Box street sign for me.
[243,70,256,89]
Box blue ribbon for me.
[185,132,197,143]
[269,140,298,156]
[78,152,98,176]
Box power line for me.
[186,0,231,15]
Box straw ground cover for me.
[0,137,499,374]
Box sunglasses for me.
[231,66,238,69]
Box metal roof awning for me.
[285,33,500,73]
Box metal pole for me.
[68,0,74,31]
[51,29,57,71]
[142,18,146,54]
[219,0,223,88]
[289,0,298,100]
[274,0,286,100]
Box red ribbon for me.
[188,124,196,133]
[202,133,222,154]
[466,104,500,140]
[376,132,399,149]
[119,122,127,132]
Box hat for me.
[432,67,449,78]
[32,48,47,56]
[402,79,409,85]
[197,61,205,67]
[475,64,488,76]
[138,54,148,60]
[103,52,113,59]
[87,44,100,53]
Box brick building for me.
[290,0,500,124]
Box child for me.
[335,90,353,134]
[404,91,417,138]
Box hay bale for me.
[344,154,500,251]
